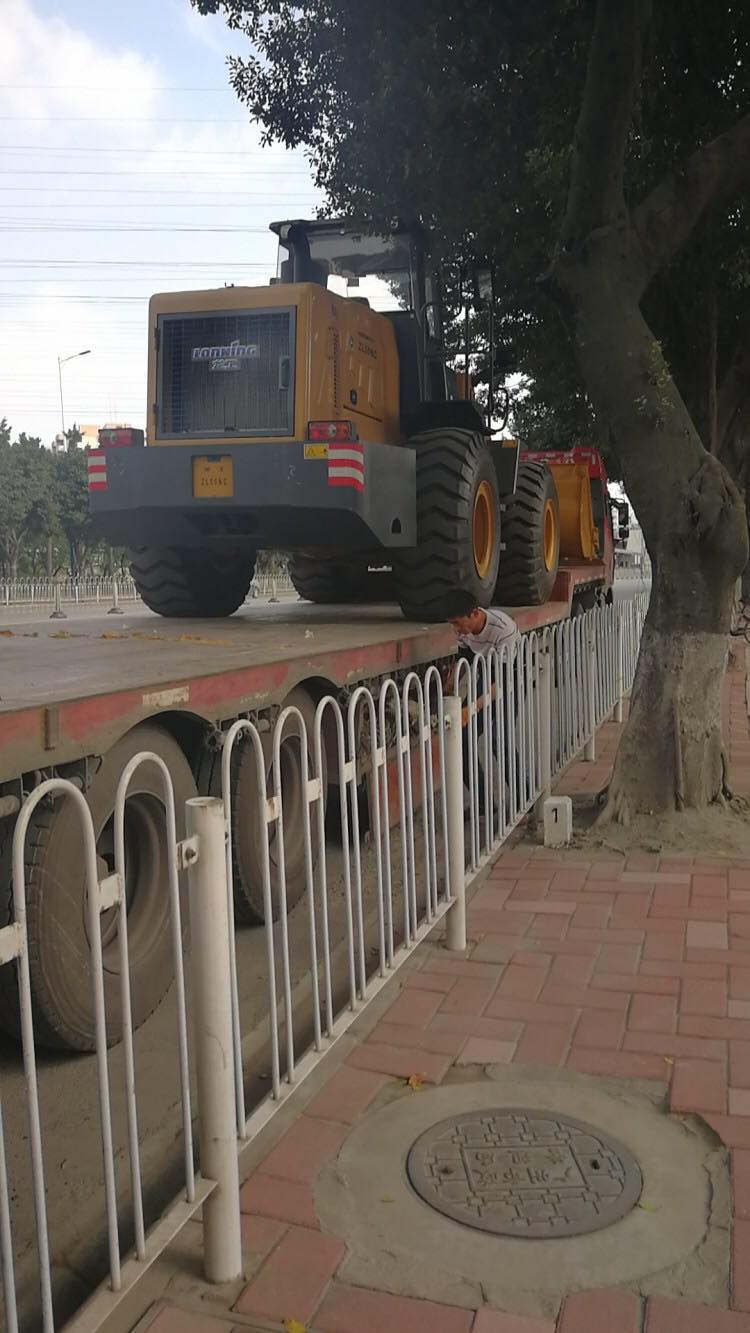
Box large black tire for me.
[393,428,501,621]
[290,554,394,604]
[0,725,198,1051]
[129,545,255,618]
[496,461,560,606]
[199,688,327,926]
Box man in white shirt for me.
[448,604,518,655]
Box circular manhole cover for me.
[406,1108,643,1239]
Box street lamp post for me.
[57,349,91,436]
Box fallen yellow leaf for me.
[663,1056,674,1065]
[283,1320,307,1333]
[638,1201,659,1212]
[406,1073,426,1091]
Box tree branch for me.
[561,0,652,249]
[633,111,750,285]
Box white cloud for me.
[0,0,320,443]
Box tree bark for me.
[550,246,747,819]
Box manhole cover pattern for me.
[406,1108,643,1239]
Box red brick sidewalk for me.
[139,648,750,1333]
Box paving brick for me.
[730,870,750,890]
[568,1048,669,1081]
[680,979,728,1017]
[484,998,579,1026]
[548,953,596,985]
[315,1283,474,1333]
[430,1013,524,1043]
[505,900,575,915]
[234,1225,344,1323]
[623,1031,725,1061]
[733,1150,750,1219]
[551,868,589,891]
[260,1117,347,1184]
[623,871,690,884]
[440,978,498,1015]
[471,936,521,963]
[731,915,750,941]
[640,960,726,980]
[514,1022,573,1067]
[692,876,729,899]
[643,934,684,962]
[383,986,447,1028]
[239,1172,318,1228]
[732,970,750,1000]
[734,1218,750,1311]
[347,1042,450,1084]
[646,1294,750,1330]
[471,909,533,936]
[571,904,612,929]
[425,958,505,980]
[538,983,628,1013]
[686,921,729,950]
[145,1310,231,1333]
[628,994,677,1034]
[730,1001,750,1020]
[457,1037,517,1065]
[705,1115,750,1148]
[595,973,679,997]
[527,915,569,940]
[306,1068,388,1124]
[557,1288,642,1332]
[731,1042,750,1089]
[471,1310,556,1332]
[670,1059,726,1114]
[369,1021,467,1057]
[597,943,640,973]
[730,1089,750,1117]
[403,971,459,993]
[573,1009,625,1049]
[240,1212,287,1258]
[495,965,548,1001]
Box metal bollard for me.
[534,639,552,816]
[107,578,124,616]
[444,695,467,952]
[613,614,624,724]
[584,620,597,762]
[185,797,242,1283]
[49,584,67,620]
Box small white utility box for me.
[544,796,573,848]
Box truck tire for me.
[290,555,394,604]
[497,461,560,606]
[393,428,501,621]
[129,546,255,618]
[199,687,326,926]
[0,724,198,1051]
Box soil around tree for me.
[568,793,750,859]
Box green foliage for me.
[0,421,110,578]
[194,0,750,460]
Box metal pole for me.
[107,578,124,616]
[49,583,66,620]
[185,797,242,1284]
[57,357,65,435]
[584,619,597,763]
[534,639,552,817]
[444,695,467,952]
[614,611,624,723]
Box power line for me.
[0,169,311,176]
[0,84,232,91]
[0,116,250,123]
[0,144,306,157]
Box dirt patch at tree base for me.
[567,795,750,860]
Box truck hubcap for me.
[543,499,557,572]
[472,480,495,580]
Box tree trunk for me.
[549,243,747,819]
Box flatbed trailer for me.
[0,564,606,1053]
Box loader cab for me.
[271,218,480,435]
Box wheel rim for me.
[543,499,558,572]
[472,480,495,579]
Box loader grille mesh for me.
[157,308,294,437]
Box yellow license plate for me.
[304,443,328,460]
[192,455,234,498]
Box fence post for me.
[107,578,124,616]
[49,583,67,620]
[185,797,242,1284]
[444,695,467,952]
[584,618,597,763]
[534,638,552,817]
[613,610,624,723]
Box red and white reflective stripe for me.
[87,451,107,491]
[327,442,364,492]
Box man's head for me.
[445,591,487,637]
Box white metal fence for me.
[0,595,647,1331]
[0,570,295,611]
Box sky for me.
[0,0,321,443]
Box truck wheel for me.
[0,725,198,1051]
[129,546,255,618]
[290,555,394,604]
[393,429,501,621]
[497,461,560,606]
[199,688,326,926]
